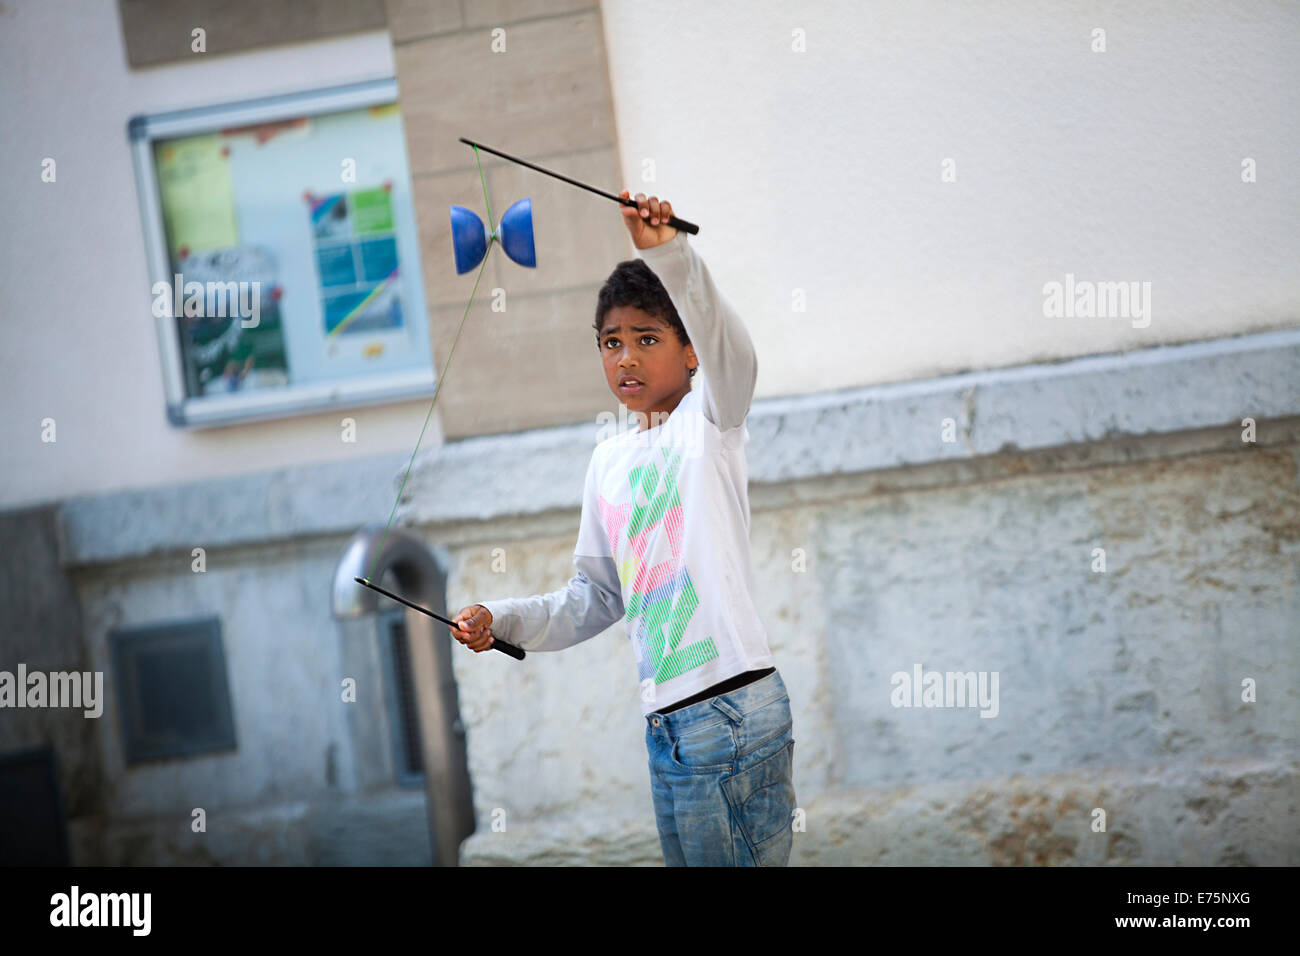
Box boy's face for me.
[598,305,698,431]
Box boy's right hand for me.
[451,605,494,652]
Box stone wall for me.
[445,438,1300,865]
[413,329,1300,865]
[2,454,446,865]
[7,329,1297,865]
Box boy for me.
[452,191,796,867]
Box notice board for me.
[128,78,434,428]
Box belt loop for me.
[711,696,744,725]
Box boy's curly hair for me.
[593,259,696,377]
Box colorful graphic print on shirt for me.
[598,447,719,686]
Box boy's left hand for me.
[620,190,677,249]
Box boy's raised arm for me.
[638,231,758,431]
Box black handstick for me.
[354,577,526,660]
[459,136,700,235]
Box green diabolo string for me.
[363,146,497,585]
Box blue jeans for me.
[645,669,796,866]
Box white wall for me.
[601,0,1299,393]
[0,0,437,510]
[3,0,1297,512]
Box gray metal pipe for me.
[331,522,476,866]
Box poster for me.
[155,134,239,260]
[176,246,289,394]
[154,135,289,395]
[309,186,405,337]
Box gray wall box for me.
[109,617,237,764]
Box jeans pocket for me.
[721,738,795,866]
[735,694,792,761]
[669,719,737,774]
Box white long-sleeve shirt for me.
[479,232,772,714]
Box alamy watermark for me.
[595,402,710,458]
[50,886,150,935]
[1042,273,1151,328]
[151,275,261,328]
[0,665,103,718]
[891,663,999,718]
